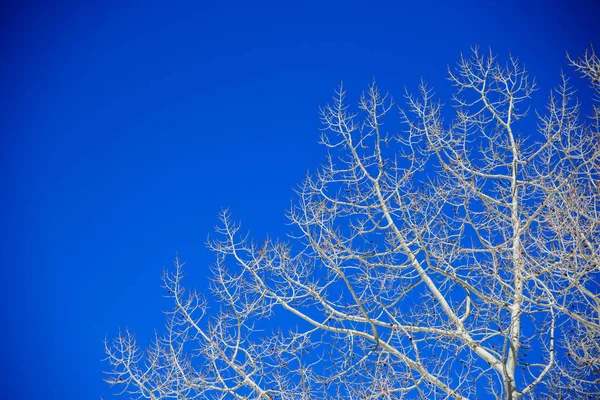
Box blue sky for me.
[1,1,598,398]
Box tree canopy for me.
[105,47,600,399]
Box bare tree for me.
[105,47,600,399]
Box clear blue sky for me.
[1,1,598,398]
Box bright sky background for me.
[1,1,598,398]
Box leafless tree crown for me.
[105,47,600,399]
